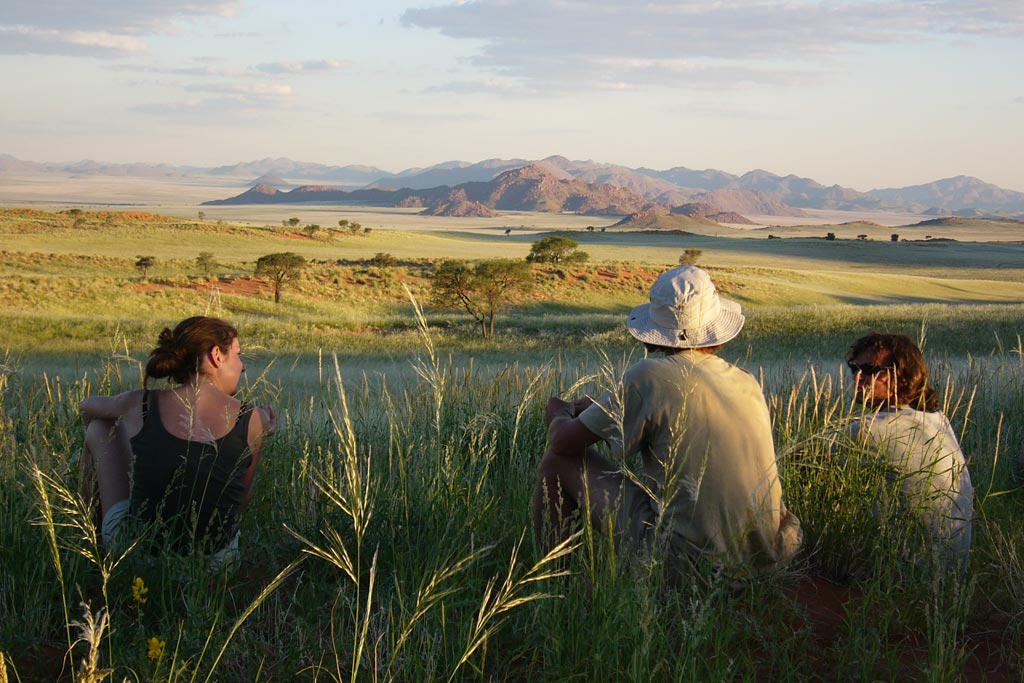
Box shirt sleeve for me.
[577,364,646,458]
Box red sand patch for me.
[134,276,271,297]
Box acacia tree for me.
[526,236,588,264]
[196,252,217,277]
[135,255,156,281]
[431,258,533,338]
[678,248,702,266]
[255,252,306,304]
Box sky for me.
[2,0,1023,192]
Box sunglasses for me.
[847,360,892,376]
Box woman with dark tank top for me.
[79,316,275,568]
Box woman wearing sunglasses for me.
[844,333,973,570]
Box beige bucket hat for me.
[627,266,744,349]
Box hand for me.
[259,405,277,436]
[571,396,594,416]
[544,396,574,426]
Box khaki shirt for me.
[850,406,973,558]
[578,350,801,571]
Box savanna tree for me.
[678,248,703,266]
[526,236,588,264]
[431,258,533,338]
[255,252,306,304]
[135,255,156,281]
[196,252,217,277]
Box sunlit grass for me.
[2,321,1022,680]
[1,207,1022,679]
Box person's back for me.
[130,388,255,554]
[851,404,973,559]
[580,350,798,572]
[537,265,801,579]
[78,316,275,567]
[843,332,973,568]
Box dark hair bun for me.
[144,317,239,387]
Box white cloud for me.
[185,82,294,102]
[401,0,1024,91]
[254,59,350,75]
[3,0,240,33]
[108,62,246,77]
[0,25,146,56]
[422,79,538,96]
[131,83,294,122]
[1,0,239,56]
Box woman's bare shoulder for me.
[79,388,145,421]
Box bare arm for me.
[240,405,276,511]
[545,396,601,457]
[80,389,144,428]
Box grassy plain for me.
[0,206,1022,681]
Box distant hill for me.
[0,154,184,178]
[206,157,393,186]
[871,176,1024,215]
[418,190,496,217]
[733,169,888,211]
[689,189,807,217]
[250,172,287,188]
[634,165,738,192]
[612,206,721,230]
[205,164,653,216]
[369,158,532,190]
[902,216,1024,229]
[5,152,1023,216]
[670,202,754,225]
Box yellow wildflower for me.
[147,636,165,662]
[131,577,149,605]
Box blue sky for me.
[2,0,1022,191]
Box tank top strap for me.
[233,402,255,440]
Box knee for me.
[536,449,562,480]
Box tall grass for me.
[1,321,1022,680]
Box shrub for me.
[678,248,703,266]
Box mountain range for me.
[3,153,1023,216]
[204,165,655,217]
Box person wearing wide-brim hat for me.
[533,265,802,578]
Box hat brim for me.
[626,298,744,349]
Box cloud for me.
[131,97,276,122]
[254,59,350,75]
[131,83,294,122]
[184,82,294,104]
[1,0,239,56]
[0,25,146,57]
[3,0,240,33]
[108,62,247,77]
[1016,96,1024,103]
[402,0,1024,91]
[371,110,487,125]
[422,79,539,96]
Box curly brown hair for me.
[847,333,939,412]
[144,316,238,386]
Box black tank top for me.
[130,390,253,554]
